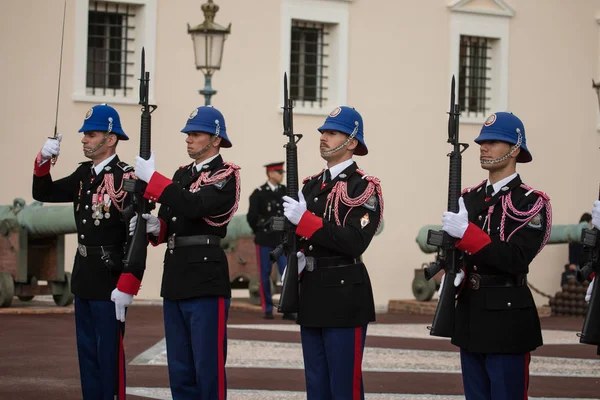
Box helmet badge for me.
[484,113,497,126]
[329,107,341,117]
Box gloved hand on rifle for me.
[442,197,469,239]
[111,288,133,322]
[40,134,62,162]
[592,201,600,230]
[281,251,307,282]
[134,152,156,183]
[437,269,466,296]
[586,278,594,303]
[129,213,161,236]
[283,191,307,225]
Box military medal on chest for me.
[91,194,112,226]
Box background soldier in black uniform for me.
[131,105,240,400]
[247,161,295,320]
[440,112,551,399]
[32,104,140,400]
[282,106,383,399]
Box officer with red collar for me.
[32,103,137,399]
[129,106,240,400]
[282,106,383,400]
[247,161,296,320]
[441,112,552,399]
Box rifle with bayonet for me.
[423,75,468,338]
[122,48,157,272]
[271,73,303,314]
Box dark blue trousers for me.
[74,296,125,400]
[256,245,286,313]
[163,297,230,400]
[460,348,531,400]
[301,325,368,400]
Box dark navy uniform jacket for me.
[32,155,141,300]
[247,182,286,248]
[143,154,240,301]
[452,175,551,354]
[294,161,383,328]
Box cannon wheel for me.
[18,296,34,302]
[248,274,275,306]
[0,272,15,308]
[412,270,436,302]
[52,272,74,307]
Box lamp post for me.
[188,0,231,105]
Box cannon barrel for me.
[0,198,76,238]
[416,222,591,254]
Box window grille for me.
[458,35,493,117]
[290,20,329,108]
[86,1,136,96]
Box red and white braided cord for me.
[324,176,384,231]
[499,184,552,254]
[188,162,241,227]
[97,172,135,211]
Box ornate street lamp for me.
[188,0,231,105]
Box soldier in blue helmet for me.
[439,112,552,399]
[32,103,140,399]
[282,106,384,399]
[130,105,240,399]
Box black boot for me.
[263,311,274,320]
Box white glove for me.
[586,278,594,303]
[592,201,600,230]
[111,288,133,322]
[281,251,307,282]
[437,269,465,296]
[129,213,160,236]
[41,134,62,160]
[282,191,307,226]
[442,197,469,239]
[135,152,156,183]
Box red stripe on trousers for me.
[255,245,266,312]
[118,327,125,399]
[218,298,226,400]
[523,352,531,399]
[353,327,363,400]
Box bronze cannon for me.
[0,198,77,307]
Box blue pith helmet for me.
[181,106,232,148]
[318,106,368,156]
[78,103,128,140]
[474,112,532,163]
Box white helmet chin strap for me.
[480,128,523,165]
[320,121,359,157]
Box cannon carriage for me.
[0,198,77,307]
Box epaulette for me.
[303,169,325,184]
[78,160,93,166]
[356,168,381,186]
[179,163,193,170]
[117,161,134,172]
[520,184,550,201]
[461,180,486,195]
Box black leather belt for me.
[305,256,361,272]
[168,234,221,249]
[77,244,123,258]
[468,273,527,290]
